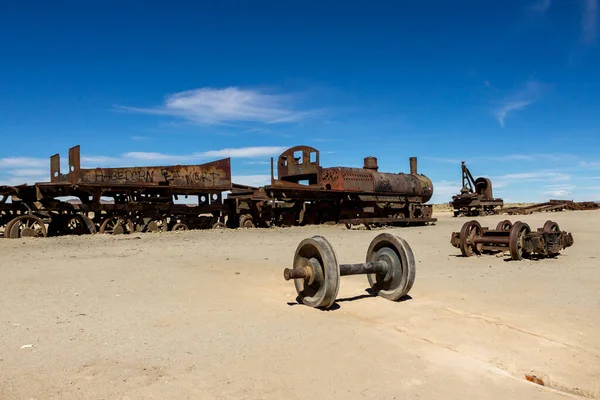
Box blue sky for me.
[1,0,599,203]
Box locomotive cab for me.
[272,145,321,186]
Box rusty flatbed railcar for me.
[1,145,234,238]
[225,145,436,229]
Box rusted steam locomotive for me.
[225,145,436,229]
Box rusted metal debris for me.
[50,145,232,189]
[450,162,503,217]
[1,145,233,239]
[225,145,436,229]
[498,199,600,215]
[1,144,438,239]
[450,219,574,260]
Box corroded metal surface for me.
[51,145,232,190]
[450,162,503,216]
[450,219,574,260]
[498,199,600,215]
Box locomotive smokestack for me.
[410,157,417,175]
[363,157,378,171]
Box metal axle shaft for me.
[283,260,389,281]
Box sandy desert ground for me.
[1,210,599,399]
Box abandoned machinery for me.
[283,233,416,309]
[226,145,436,230]
[0,145,233,239]
[498,199,600,215]
[1,145,437,239]
[450,219,574,260]
[450,162,503,217]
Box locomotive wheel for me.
[543,220,560,232]
[509,222,531,260]
[7,215,47,239]
[3,217,19,239]
[172,223,189,231]
[212,221,226,229]
[65,215,96,235]
[366,233,416,301]
[139,214,167,233]
[459,220,483,257]
[496,220,513,231]
[292,236,340,309]
[99,216,134,235]
[239,215,255,228]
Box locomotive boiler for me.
[226,145,436,229]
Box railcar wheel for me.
[212,222,226,229]
[366,233,416,301]
[65,215,96,235]
[138,214,167,233]
[172,223,189,231]
[496,220,513,231]
[543,221,561,257]
[459,220,483,257]
[239,215,255,228]
[99,216,134,235]
[7,215,47,239]
[509,222,531,260]
[543,221,560,232]
[291,236,340,309]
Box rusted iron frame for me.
[50,145,233,191]
[450,222,573,256]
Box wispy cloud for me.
[581,0,598,44]
[493,80,548,127]
[529,0,551,13]
[0,157,47,168]
[579,160,600,169]
[495,171,571,182]
[543,183,575,197]
[117,87,322,126]
[201,146,286,158]
[121,146,286,164]
[430,180,461,203]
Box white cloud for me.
[121,152,187,163]
[543,189,570,197]
[118,87,321,126]
[580,160,600,169]
[493,80,547,127]
[496,171,571,182]
[200,146,286,158]
[0,157,47,168]
[7,168,48,177]
[430,180,461,203]
[81,155,123,165]
[495,101,533,127]
[120,146,286,163]
[0,174,48,186]
[582,0,598,44]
